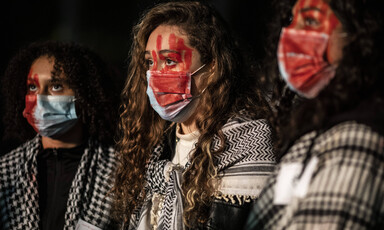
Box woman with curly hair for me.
[111,1,275,229]
[0,41,119,229]
[246,0,384,229]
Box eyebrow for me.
[299,7,324,13]
[159,49,179,54]
[49,77,66,83]
[145,49,180,56]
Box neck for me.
[41,122,84,149]
[180,114,198,134]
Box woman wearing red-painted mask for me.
[246,0,384,229]
[111,1,275,229]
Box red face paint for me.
[151,33,194,72]
[289,0,340,34]
[156,34,162,51]
[26,68,40,95]
[151,50,158,71]
[151,35,162,70]
[168,33,193,71]
[23,68,39,132]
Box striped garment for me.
[0,135,117,230]
[127,115,276,230]
[246,121,384,230]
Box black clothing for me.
[36,144,84,230]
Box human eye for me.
[165,58,177,66]
[146,59,154,69]
[51,84,64,92]
[304,16,320,27]
[28,84,38,92]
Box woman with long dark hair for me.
[111,1,275,229]
[0,41,119,229]
[246,0,384,229]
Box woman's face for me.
[289,0,345,64]
[145,25,205,93]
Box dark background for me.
[0,0,272,154]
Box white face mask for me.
[146,64,206,122]
[23,94,78,137]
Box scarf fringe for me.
[214,192,256,205]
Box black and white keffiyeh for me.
[245,121,384,230]
[129,115,276,230]
[0,135,117,230]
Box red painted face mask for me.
[146,64,205,122]
[277,28,336,98]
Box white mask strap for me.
[191,64,206,76]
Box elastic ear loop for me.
[190,64,207,76]
[196,70,215,96]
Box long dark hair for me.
[266,0,384,159]
[111,0,271,226]
[1,41,120,146]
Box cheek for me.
[67,88,76,96]
[190,77,200,96]
[326,30,344,64]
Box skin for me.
[289,0,345,64]
[27,56,83,149]
[145,25,210,134]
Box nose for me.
[153,62,161,71]
[152,65,160,71]
[34,87,50,96]
[38,91,49,95]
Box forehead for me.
[293,0,331,12]
[30,56,54,75]
[146,25,190,50]
[29,56,66,81]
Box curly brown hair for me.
[111,0,271,226]
[1,41,120,148]
[264,0,384,159]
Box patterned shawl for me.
[0,135,117,230]
[128,115,275,230]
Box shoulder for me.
[215,115,275,164]
[213,114,276,173]
[221,114,273,151]
[87,139,116,157]
[0,136,40,167]
[315,121,384,161]
[302,122,384,227]
[85,139,117,169]
[222,112,271,133]
[283,121,384,163]
[283,121,384,196]
[0,136,40,187]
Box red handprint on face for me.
[151,33,193,72]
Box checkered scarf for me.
[246,121,384,229]
[0,135,117,230]
[128,115,275,230]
